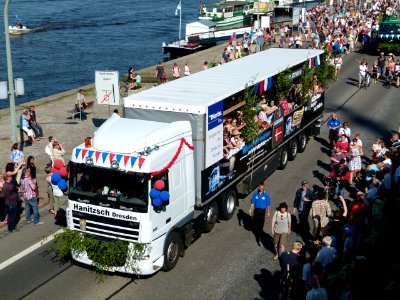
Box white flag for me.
[175,1,181,16]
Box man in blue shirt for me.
[327,112,341,148]
[249,182,271,245]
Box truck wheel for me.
[163,232,182,272]
[298,133,307,153]
[278,147,288,170]
[288,139,298,161]
[220,189,237,220]
[202,201,219,233]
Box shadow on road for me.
[254,268,281,300]
[92,118,107,128]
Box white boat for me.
[8,25,32,35]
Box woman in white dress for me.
[349,138,363,184]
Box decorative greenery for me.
[51,228,148,281]
[299,63,314,106]
[241,85,259,143]
[271,69,293,102]
[315,50,335,89]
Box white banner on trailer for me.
[95,71,120,106]
[206,100,224,168]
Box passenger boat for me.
[199,0,256,28]
[8,25,32,35]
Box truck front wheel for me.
[201,201,219,233]
[220,189,237,220]
[163,232,182,272]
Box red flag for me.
[274,125,283,142]
[123,156,130,166]
[81,149,88,159]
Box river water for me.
[0,0,213,109]
[0,0,321,109]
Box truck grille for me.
[72,211,139,241]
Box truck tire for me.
[201,201,219,233]
[220,189,237,220]
[298,133,307,153]
[288,139,298,161]
[163,232,182,272]
[278,146,288,170]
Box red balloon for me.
[52,167,60,174]
[59,167,68,177]
[53,159,64,170]
[154,180,165,191]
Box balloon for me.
[51,167,60,174]
[149,188,160,199]
[344,224,353,236]
[59,167,68,177]
[53,159,64,170]
[51,173,62,185]
[57,179,68,191]
[152,197,162,207]
[154,180,165,191]
[160,191,170,202]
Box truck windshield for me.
[68,163,149,213]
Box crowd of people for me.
[0,113,68,232]
[246,115,399,299]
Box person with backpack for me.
[279,241,304,299]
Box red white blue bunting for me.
[74,148,146,169]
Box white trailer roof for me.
[124,48,324,114]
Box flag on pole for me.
[175,0,182,16]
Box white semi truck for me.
[66,48,325,275]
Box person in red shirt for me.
[349,192,368,256]
[330,158,350,199]
[335,134,349,158]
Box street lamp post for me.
[3,0,18,143]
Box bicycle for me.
[360,72,371,89]
[384,71,394,89]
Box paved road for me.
[0,48,398,300]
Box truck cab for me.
[66,115,195,274]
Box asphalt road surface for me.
[0,48,398,300]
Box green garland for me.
[315,50,335,89]
[271,69,293,102]
[51,228,148,281]
[242,85,259,143]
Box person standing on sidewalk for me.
[2,174,19,233]
[249,182,271,245]
[52,141,66,165]
[20,168,43,225]
[44,166,55,216]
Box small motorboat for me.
[8,25,32,35]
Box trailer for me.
[66,48,325,275]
